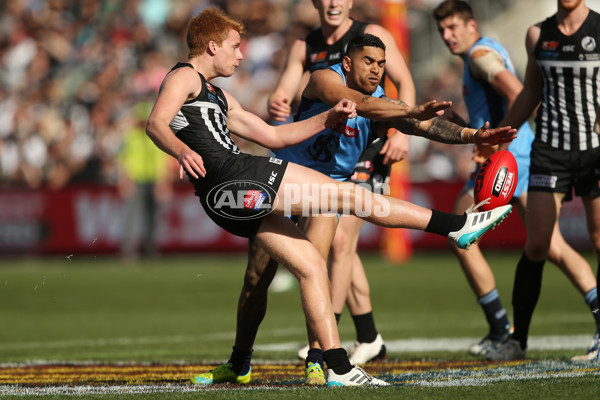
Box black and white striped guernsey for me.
[168,63,240,176]
[534,10,600,151]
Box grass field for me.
[1,251,599,399]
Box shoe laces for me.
[353,366,373,383]
[465,197,491,214]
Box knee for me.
[294,255,328,282]
[331,230,351,260]
[525,238,551,261]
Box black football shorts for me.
[194,153,288,237]
[529,139,600,200]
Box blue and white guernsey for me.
[275,63,384,181]
[464,37,535,197]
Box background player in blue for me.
[434,0,599,358]
[268,0,416,367]
[486,0,600,361]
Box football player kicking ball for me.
[184,31,517,387]
[434,0,600,358]
[146,9,515,387]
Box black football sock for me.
[583,288,600,331]
[425,209,467,237]
[323,348,353,375]
[335,312,342,325]
[477,288,510,336]
[305,348,324,369]
[352,312,378,343]
[228,346,252,376]
[511,252,545,350]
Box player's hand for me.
[472,144,498,165]
[380,130,409,165]
[268,97,292,122]
[472,121,517,146]
[178,147,206,180]
[407,100,452,120]
[325,98,357,127]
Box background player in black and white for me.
[487,0,600,361]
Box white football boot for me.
[449,203,512,250]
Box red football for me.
[474,150,518,211]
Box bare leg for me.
[274,163,432,229]
[254,214,342,351]
[330,216,365,314]
[234,238,279,351]
[298,215,339,350]
[346,251,373,315]
[582,196,600,270]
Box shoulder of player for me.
[162,65,202,96]
[305,68,344,99]
[364,23,392,39]
[525,23,542,51]
[310,68,342,85]
[287,38,307,62]
[166,65,202,84]
[468,44,500,62]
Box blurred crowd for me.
[0,0,478,191]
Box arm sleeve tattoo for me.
[372,97,466,144]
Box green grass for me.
[1,251,598,398]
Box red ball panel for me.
[474,150,518,211]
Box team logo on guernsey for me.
[310,51,327,63]
[541,41,559,51]
[205,82,218,104]
[205,82,216,93]
[331,122,359,137]
[582,36,596,51]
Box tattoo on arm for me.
[380,97,407,106]
[380,115,465,144]
[424,119,465,144]
[371,96,465,143]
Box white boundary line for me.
[1,333,592,354]
[254,334,593,352]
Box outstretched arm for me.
[227,90,357,149]
[304,69,451,121]
[374,105,516,145]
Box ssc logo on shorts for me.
[206,180,278,220]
